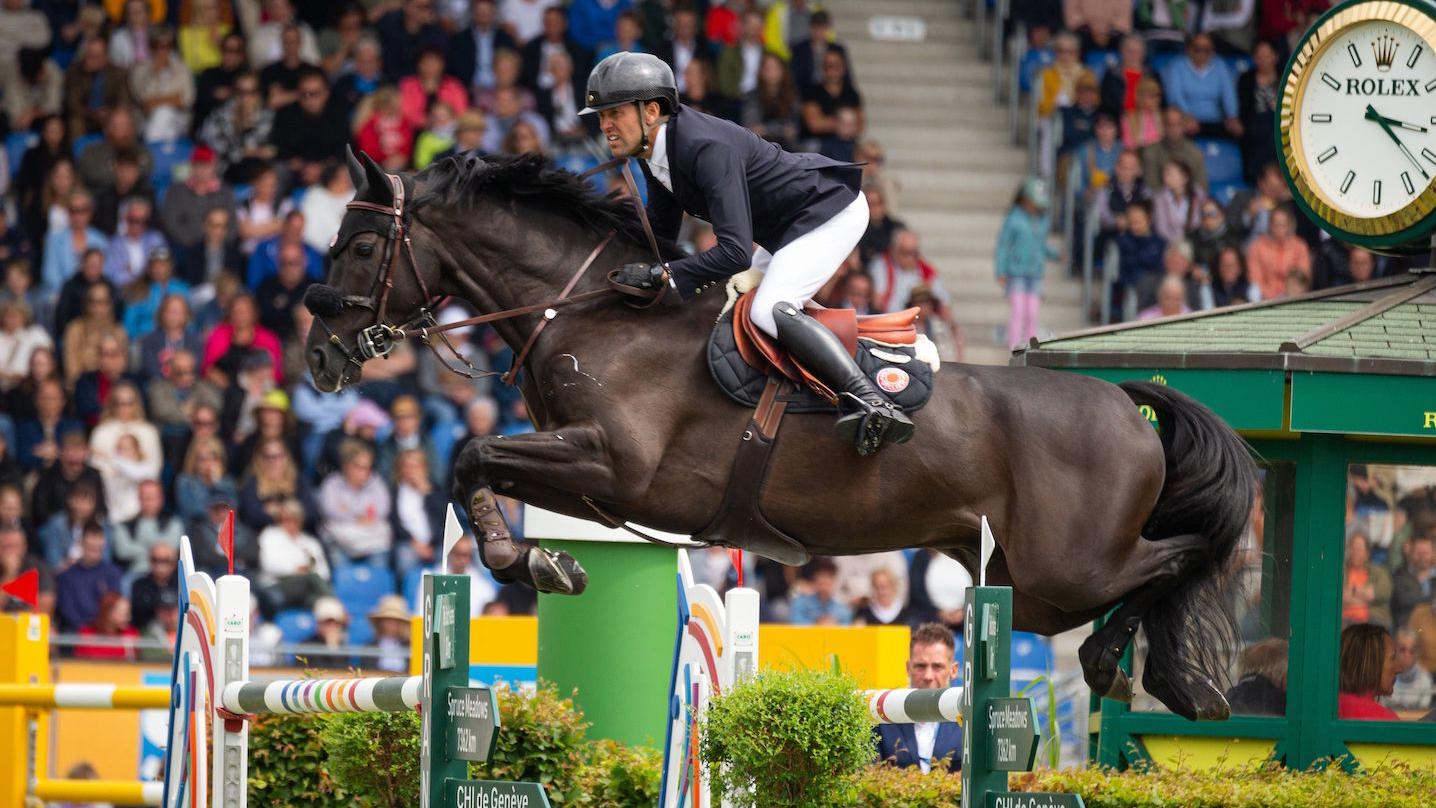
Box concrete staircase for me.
[828,0,1087,365]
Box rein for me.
[316,157,668,388]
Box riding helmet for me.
[579,52,679,116]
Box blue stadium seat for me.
[1019,48,1054,94]
[1084,50,1118,81]
[1210,180,1250,206]
[1224,55,1253,77]
[5,131,36,175]
[274,609,316,643]
[402,565,425,609]
[147,138,193,197]
[1149,51,1182,78]
[1196,138,1244,192]
[1009,631,1054,684]
[334,562,396,619]
[71,132,102,159]
[347,616,374,647]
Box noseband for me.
[309,160,664,387]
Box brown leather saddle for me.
[730,292,921,401]
[587,293,927,567]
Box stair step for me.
[868,124,1013,151]
[856,80,999,107]
[855,59,990,86]
[833,14,969,42]
[826,0,974,19]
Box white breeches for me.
[748,190,869,337]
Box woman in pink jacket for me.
[1245,206,1311,301]
[398,45,470,130]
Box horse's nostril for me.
[311,347,328,372]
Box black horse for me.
[306,150,1257,722]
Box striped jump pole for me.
[35,778,164,805]
[0,683,171,710]
[220,676,422,716]
[862,687,964,724]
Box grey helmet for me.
[579,52,679,116]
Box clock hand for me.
[1368,110,1430,134]
[1365,104,1431,180]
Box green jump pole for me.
[527,507,683,748]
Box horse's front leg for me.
[451,424,642,595]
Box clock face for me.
[1280,0,1436,246]
[1294,20,1436,219]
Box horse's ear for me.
[359,150,394,207]
[345,145,367,196]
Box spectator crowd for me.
[1010,0,1424,325]
[0,0,977,666]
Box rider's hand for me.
[613,262,670,291]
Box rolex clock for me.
[1278,0,1436,251]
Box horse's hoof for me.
[1192,680,1231,722]
[1105,669,1133,704]
[529,548,588,595]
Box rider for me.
[585,52,915,455]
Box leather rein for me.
[315,157,667,388]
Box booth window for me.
[1130,463,1294,716]
[1338,464,1436,721]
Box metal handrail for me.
[1007,32,1025,143]
[1081,199,1101,322]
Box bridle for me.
[309,159,665,388]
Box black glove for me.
[612,262,669,291]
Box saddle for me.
[730,292,922,401]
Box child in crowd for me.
[994,178,1057,350]
[1114,201,1166,321]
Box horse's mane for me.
[414,152,683,260]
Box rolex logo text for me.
[1344,77,1421,95]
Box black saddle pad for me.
[706,308,935,413]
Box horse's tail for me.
[1121,381,1257,714]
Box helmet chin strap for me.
[633,100,653,158]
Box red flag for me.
[1,569,39,609]
[727,549,744,588]
[222,510,235,575]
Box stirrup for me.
[834,394,914,456]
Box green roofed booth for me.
[1015,271,1436,771]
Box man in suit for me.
[446,0,518,92]
[875,623,963,772]
[586,52,914,456]
[520,5,590,99]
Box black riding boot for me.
[772,303,915,455]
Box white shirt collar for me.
[645,122,671,191]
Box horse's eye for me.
[355,242,375,258]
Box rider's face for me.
[597,102,658,157]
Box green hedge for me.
[243,670,1436,808]
[245,681,660,807]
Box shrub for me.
[573,739,663,807]
[471,682,592,804]
[246,713,350,808]
[699,669,874,808]
[853,764,963,807]
[1023,761,1436,808]
[320,710,422,808]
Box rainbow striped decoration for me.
[862,687,964,724]
[660,551,759,808]
[221,676,422,716]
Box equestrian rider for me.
[588,52,915,455]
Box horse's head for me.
[305,148,442,392]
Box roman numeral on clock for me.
[1322,72,1341,90]
[1340,171,1356,194]
[1317,146,1338,163]
[1402,171,1415,195]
